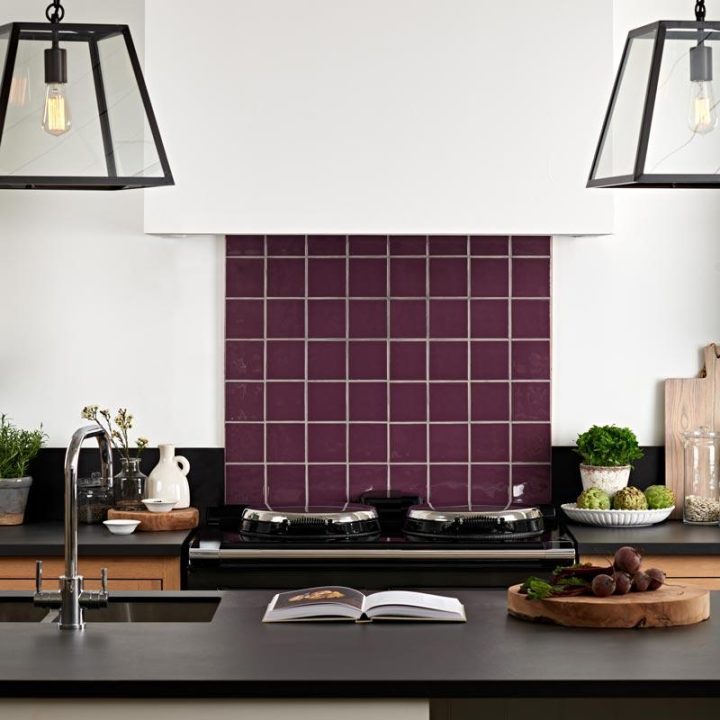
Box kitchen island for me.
[1,588,720,718]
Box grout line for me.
[304,235,309,510]
[507,236,513,510]
[228,254,550,260]
[386,245,391,498]
[424,236,431,505]
[228,420,550,425]
[228,295,550,301]
[466,236,472,508]
[345,237,350,504]
[231,337,550,342]
[228,378,550,385]
[227,461,551,467]
[262,235,269,506]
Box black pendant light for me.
[589,0,720,188]
[0,0,173,190]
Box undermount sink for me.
[0,598,220,623]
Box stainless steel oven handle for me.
[189,547,577,561]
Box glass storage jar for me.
[114,457,147,511]
[77,473,112,524]
[682,427,720,524]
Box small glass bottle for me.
[682,427,720,524]
[114,457,147,511]
[78,473,112,524]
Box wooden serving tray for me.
[106,507,199,532]
[507,583,709,628]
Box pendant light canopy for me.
[0,0,173,190]
[589,0,720,188]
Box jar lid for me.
[682,426,720,440]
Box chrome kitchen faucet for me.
[34,425,113,629]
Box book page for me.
[364,591,465,617]
[264,586,366,621]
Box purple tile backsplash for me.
[225,235,552,508]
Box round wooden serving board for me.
[507,583,710,628]
[106,507,199,532]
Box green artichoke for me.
[644,485,675,510]
[612,486,648,510]
[576,487,611,510]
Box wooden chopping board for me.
[106,507,199,532]
[665,343,720,519]
[507,584,709,628]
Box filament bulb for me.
[42,83,71,136]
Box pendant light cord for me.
[45,0,65,23]
[696,0,707,21]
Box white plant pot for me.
[579,465,631,498]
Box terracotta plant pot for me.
[0,477,32,525]
[579,465,630,498]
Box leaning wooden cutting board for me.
[507,584,709,628]
[106,507,199,532]
[665,343,720,519]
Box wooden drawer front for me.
[0,578,162,591]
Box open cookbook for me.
[262,586,466,623]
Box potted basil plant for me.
[0,414,46,525]
[575,424,644,498]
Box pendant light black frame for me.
[589,6,720,188]
[0,20,173,190]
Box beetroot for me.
[591,574,616,597]
[613,571,633,595]
[633,571,651,592]
[613,546,642,575]
[645,568,666,591]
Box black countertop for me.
[569,520,720,557]
[0,523,191,557]
[0,588,719,698]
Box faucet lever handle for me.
[35,560,43,593]
[100,567,108,595]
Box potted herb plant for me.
[575,424,644,498]
[0,414,46,525]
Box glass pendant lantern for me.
[589,0,720,188]
[0,0,173,190]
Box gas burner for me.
[403,505,544,540]
[239,503,381,541]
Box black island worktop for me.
[0,588,719,699]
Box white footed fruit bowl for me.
[561,504,675,528]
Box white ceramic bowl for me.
[561,503,674,528]
[103,519,141,535]
[142,498,177,513]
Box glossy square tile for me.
[471,299,508,338]
[308,258,346,297]
[267,299,304,338]
[389,465,427,500]
[389,235,426,255]
[267,235,305,256]
[308,465,348,505]
[430,424,468,462]
[429,236,468,256]
[350,465,388,499]
[267,258,305,297]
[390,342,426,380]
[308,424,346,463]
[471,465,511,506]
[226,341,263,380]
[349,383,387,422]
[430,465,469,505]
[227,235,264,257]
[512,423,551,462]
[470,236,509,256]
[349,258,387,297]
[226,258,264,298]
[512,382,550,422]
[266,341,304,379]
[429,300,467,338]
[308,382,346,421]
[308,341,346,379]
[390,383,427,422]
[512,300,550,339]
[266,382,304,421]
[349,341,387,380]
[471,382,510,422]
[226,300,263,339]
[390,300,426,339]
[429,384,468,422]
[471,258,509,297]
[512,258,550,298]
[512,340,551,380]
[349,235,387,255]
[390,258,426,297]
[471,424,510,462]
[267,423,305,463]
[267,465,305,506]
[308,300,346,338]
[349,424,387,462]
[390,424,427,463]
[429,341,468,380]
[429,258,467,297]
[225,423,264,463]
[512,464,552,505]
[226,382,263,422]
[512,236,550,256]
[349,300,387,338]
[471,341,509,380]
[225,465,264,505]
[308,235,346,256]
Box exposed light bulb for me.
[689,80,718,134]
[42,82,71,136]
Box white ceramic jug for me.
[145,444,191,509]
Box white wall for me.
[552,0,720,446]
[144,0,613,236]
[0,1,224,447]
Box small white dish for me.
[561,503,675,528]
[103,519,141,535]
[142,498,177,513]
